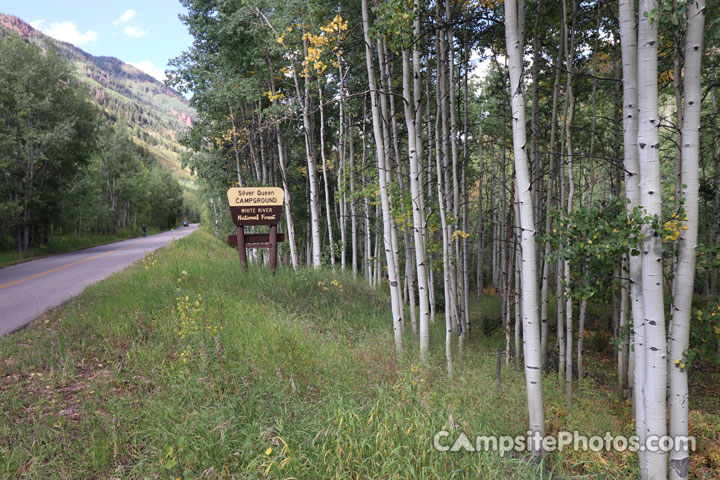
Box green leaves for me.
[543,198,641,300]
[370,0,415,52]
[0,34,98,250]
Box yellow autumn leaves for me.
[662,213,688,243]
[263,90,284,103]
[276,15,348,78]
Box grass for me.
[0,227,163,269]
[0,229,717,479]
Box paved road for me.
[0,224,198,337]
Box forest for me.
[167,0,718,478]
[0,33,190,253]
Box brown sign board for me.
[227,187,285,274]
[229,205,282,226]
[227,187,284,226]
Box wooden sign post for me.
[226,187,285,274]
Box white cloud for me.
[123,25,149,39]
[29,19,45,30]
[130,61,166,82]
[41,21,98,47]
[114,10,136,26]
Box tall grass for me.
[2,230,714,479]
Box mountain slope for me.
[0,13,194,179]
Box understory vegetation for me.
[1,230,717,479]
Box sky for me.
[0,0,194,84]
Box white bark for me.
[228,106,244,188]
[557,254,565,380]
[318,86,335,265]
[436,73,454,375]
[350,124,358,274]
[562,0,576,408]
[540,24,563,363]
[267,56,300,269]
[638,1,667,477]
[435,1,459,345]
[293,53,322,267]
[402,46,431,358]
[618,257,629,393]
[505,0,545,451]
[514,204,522,363]
[669,3,705,479]
[209,196,219,236]
[361,0,403,352]
[276,130,299,269]
[377,38,405,330]
[619,0,647,475]
[337,69,348,271]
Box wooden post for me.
[236,225,248,270]
[269,224,278,275]
[227,187,286,273]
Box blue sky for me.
[1,0,193,84]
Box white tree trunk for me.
[618,256,629,394]
[402,47,431,357]
[293,57,322,267]
[619,0,647,475]
[276,130,299,269]
[377,38,406,330]
[209,196,219,236]
[504,0,545,452]
[514,227,522,364]
[350,125,358,274]
[338,70,347,271]
[540,22,563,363]
[669,3,705,479]
[228,106,245,188]
[318,86,335,265]
[436,79,454,375]
[638,1,667,477]
[562,0,576,408]
[361,0,403,352]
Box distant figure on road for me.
[142,224,147,237]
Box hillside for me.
[0,13,194,178]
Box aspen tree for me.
[618,1,647,475]
[266,57,299,268]
[504,0,545,451]
[401,31,431,354]
[349,123,358,274]
[292,47,322,267]
[361,0,404,352]
[561,0,577,407]
[637,0,667,476]
[541,17,564,364]
[669,2,705,479]
[618,255,630,394]
[434,52,454,374]
[318,85,335,265]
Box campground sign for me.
[227,187,284,226]
[226,187,285,273]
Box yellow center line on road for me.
[0,238,153,290]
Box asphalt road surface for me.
[0,224,198,338]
